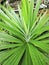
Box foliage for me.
[0,0,49,65]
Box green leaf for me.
[35,33,49,40]
[3,45,25,65]
[30,40,49,53]
[0,32,23,43]
[21,45,33,65]
[28,44,42,65]
[0,41,23,50]
[28,44,49,65]
[31,0,41,28]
